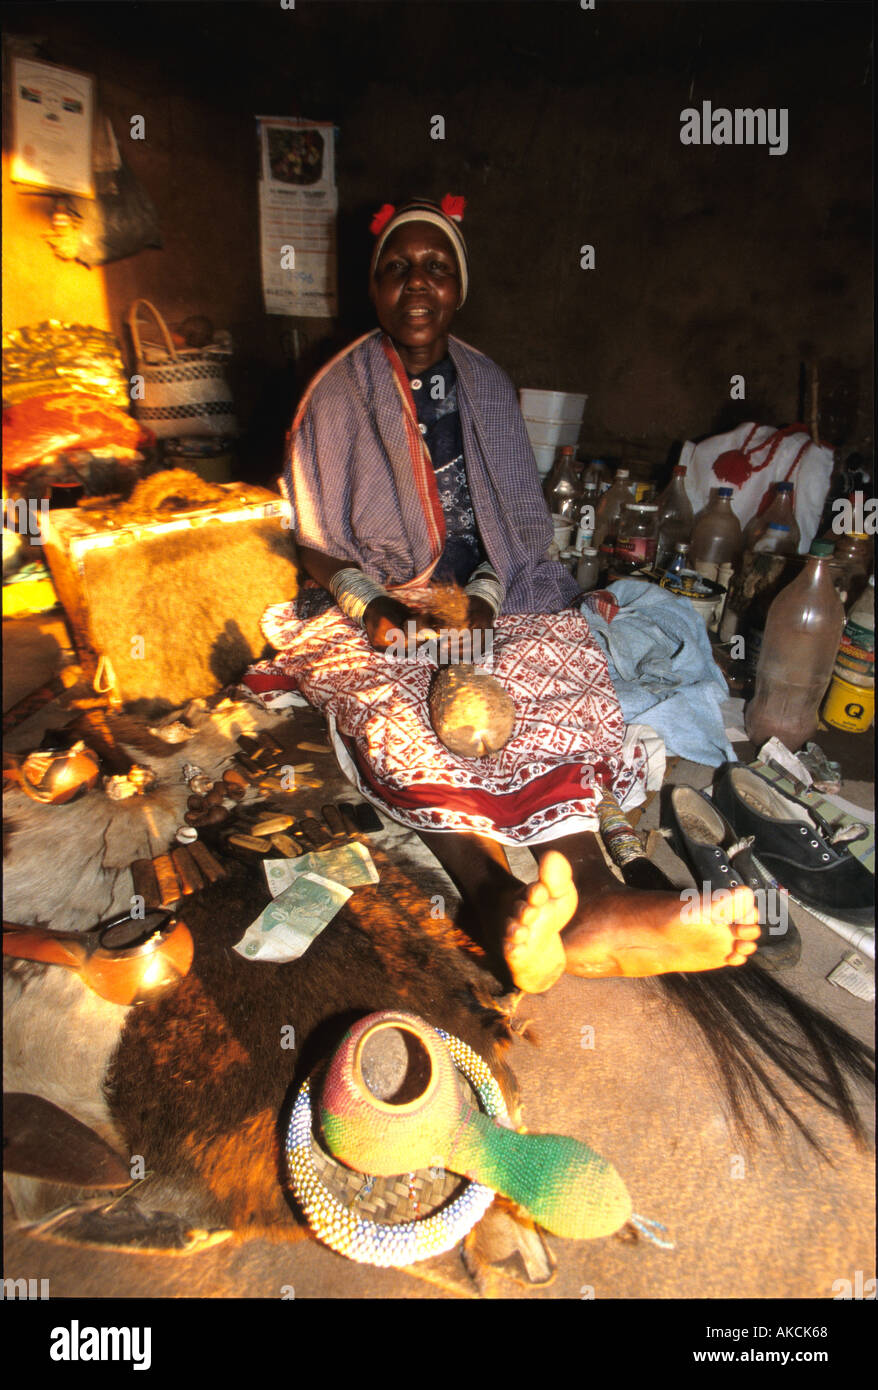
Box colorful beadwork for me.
[285,1028,507,1267]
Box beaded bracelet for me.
[328,567,387,627]
[465,563,505,622]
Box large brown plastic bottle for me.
[744,541,845,751]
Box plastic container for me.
[519,389,587,422]
[524,417,581,449]
[751,522,798,556]
[742,481,801,553]
[552,516,575,549]
[532,443,559,476]
[822,673,874,732]
[689,486,743,580]
[744,541,845,751]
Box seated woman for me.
[245,198,760,993]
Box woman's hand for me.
[463,595,496,640]
[363,595,419,651]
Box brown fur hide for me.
[103,850,518,1240]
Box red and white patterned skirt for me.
[242,605,651,845]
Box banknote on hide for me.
[234,872,353,962]
[262,842,379,897]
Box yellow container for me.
[822,672,875,733]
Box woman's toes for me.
[540,849,575,898]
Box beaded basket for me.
[285,1028,508,1267]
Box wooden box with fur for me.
[41,474,298,710]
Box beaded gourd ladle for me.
[320,1010,632,1241]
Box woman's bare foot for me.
[502,851,762,992]
[562,881,762,978]
[503,851,578,994]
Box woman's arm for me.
[297,544,420,652]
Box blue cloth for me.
[583,579,735,767]
[407,355,486,585]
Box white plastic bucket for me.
[524,417,581,448]
[519,389,587,422]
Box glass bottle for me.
[575,547,600,592]
[689,486,743,581]
[744,541,845,751]
[543,446,582,522]
[655,465,694,568]
[742,481,801,553]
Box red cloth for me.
[2,392,148,474]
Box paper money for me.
[262,842,379,898]
[234,872,352,963]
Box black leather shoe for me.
[663,785,802,969]
[713,764,875,928]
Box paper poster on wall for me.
[10,58,96,198]
[257,117,338,317]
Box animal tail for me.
[657,965,874,1157]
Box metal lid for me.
[625,503,658,512]
[810,541,834,557]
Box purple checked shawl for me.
[282,329,579,614]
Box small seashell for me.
[175,825,198,844]
[149,721,195,743]
[189,775,214,797]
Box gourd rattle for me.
[320,1011,631,1240]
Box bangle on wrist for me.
[465,563,504,622]
[329,568,388,627]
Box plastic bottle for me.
[822,576,875,731]
[574,483,598,550]
[592,468,634,575]
[828,531,872,608]
[660,541,690,589]
[613,503,659,576]
[742,481,801,553]
[831,573,875,688]
[689,487,743,581]
[744,541,845,751]
[543,447,582,522]
[655,465,694,568]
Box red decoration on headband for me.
[370,203,396,236]
[441,194,466,223]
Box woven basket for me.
[128,298,236,439]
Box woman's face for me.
[370,222,460,372]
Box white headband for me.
[371,208,468,308]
